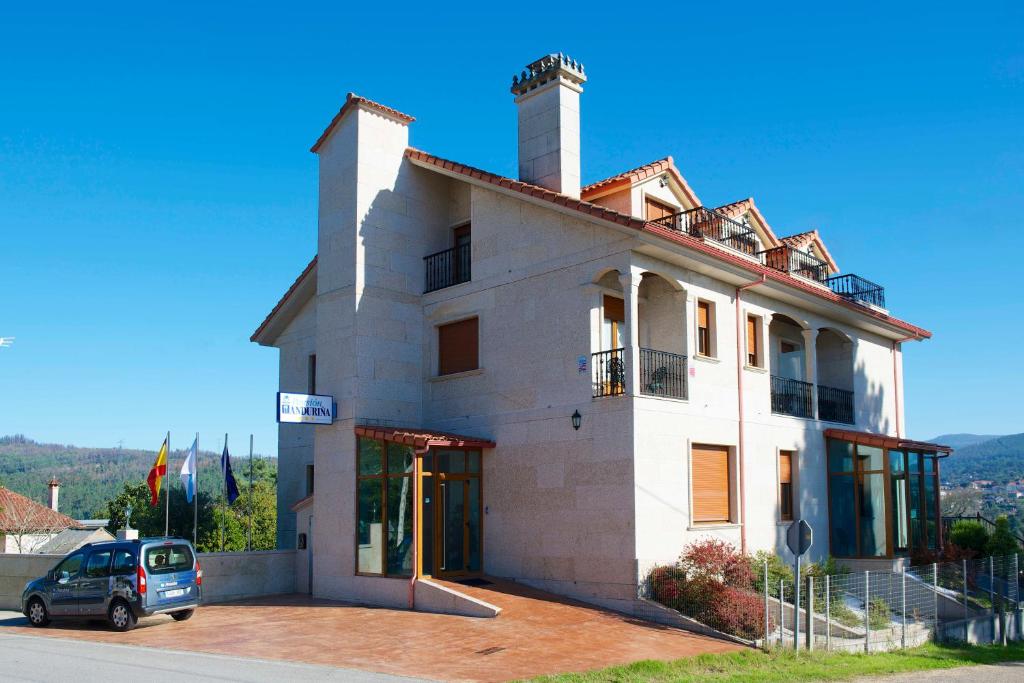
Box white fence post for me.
[779,579,784,644]
[864,570,870,653]
[933,563,940,643]
[763,559,770,651]
[901,568,907,650]
[825,574,831,651]
[807,576,814,651]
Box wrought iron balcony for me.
[770,375,814,418]
[758,246,830,284]
[649,207,759,256]
[818,384,854,424]
[424,242,471,293]
[640,348,688,400]
[592,348,625,398]
[826,274,886,309]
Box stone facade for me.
[253,56,930,614]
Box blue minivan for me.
[22,537,202,631]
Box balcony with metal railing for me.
[649,207,759,256]
[826,274,886,309]
[591,347,689,400]
[770,375,814,418]
[758,246,830,284]
[818,384,854,424]
[424,242,471,293]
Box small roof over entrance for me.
[824,428,953,455]
[354,426,496,450]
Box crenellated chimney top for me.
[510,53,587,198]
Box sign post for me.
[786,519,813,652]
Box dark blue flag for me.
[221,443,240,504]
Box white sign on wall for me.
[277,392,335,425]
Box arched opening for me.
[816,328,855,424]
[768,314,812,418]
[637,273,687,399]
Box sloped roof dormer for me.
[715,197,782,250]
[780,229,839,274]
[581,157,701,217]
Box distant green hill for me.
[0,435,276,519]
[929,433,1006,449]
[939,433,1024,485]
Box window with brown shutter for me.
[692,444,731,523]
[438,317,479,375]
[644,196,677,221]
[779,450,794,521]
[746,315,759,367]
[697,301,712,357]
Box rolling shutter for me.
[438,317,479,375]
[698,301,709,329]
[645,197,677,221]
[692,444,731,523]
[746,316,758,365]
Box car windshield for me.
[144,544,194,575]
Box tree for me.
[3,501,68,553]
[949,519,989,556]
[942,488,983,517]
[986,516,1021,557]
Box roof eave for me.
[251,257,318,346]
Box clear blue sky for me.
[2,3,1021,453]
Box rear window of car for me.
[144,544,194,575]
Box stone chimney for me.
[47,477,60,512]
[511,53,587,198]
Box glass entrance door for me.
[432,449,481,577]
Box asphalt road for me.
[855,661,1024,683]
[0,629,428,683]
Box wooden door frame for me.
[433,472,483,579]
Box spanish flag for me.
[147,437,168,506]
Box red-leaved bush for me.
[648,539,770,640]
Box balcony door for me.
[775,338,805,381]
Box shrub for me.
[949,520,990,555]
[750,550,793,598]
[868,597,892,629]
[986,516,1021,557]
[678,538,755,590]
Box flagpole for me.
[165,431,170,537]
[221,433,227,553]
[247,434,253,552]
[193,432,199,547]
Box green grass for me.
[528,642,1024,682]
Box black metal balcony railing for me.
[758,246,830,284]
[818,384,854,424]
[424,242,471,293]
[770,375,814,418]
[592,348,626,398]
[826,274,886,309]
[649,207,758,255]
[639,348,688,400]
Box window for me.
[356,437,415,576]
[645,196,677,221]
[112,550,136,576]
[144,544,194,575]
[697,300,714,357]
[308,354,317,394]
[84,550,112,578]
[53,552,83,579]
[746,314,762,367]
[438,317,479,375]
[305,464,315,495]
[779,451,794,521]
[692,444,731,523]
[602,295,624,350]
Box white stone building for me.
[252,54,951,614]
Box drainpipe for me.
[735,275,767,554]
[891,333,921,439]
[408,445,429,610]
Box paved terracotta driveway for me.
[2,579,743,681]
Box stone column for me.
[802,328,819,418]
[684,294,697,359]
[620,271,641,396]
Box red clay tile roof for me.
[0,487,78,532]
[714,198,781,248]
[406,148,648,230]
[310,93,415,153]
[780,229,838,272]
[408,148,931,339]
[824,429,952,454]
[250,256,317,343]
[580,157,700,207]
[355,426,496,450]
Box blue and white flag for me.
[222,442,240,504]
[179,437,197,503]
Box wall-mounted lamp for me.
[659,175,670,188]
[571,410,582,431]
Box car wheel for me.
[170,609,194,622]
[107,599,136,632]
[27,598,49,627]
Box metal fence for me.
[641,553,1022,652]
